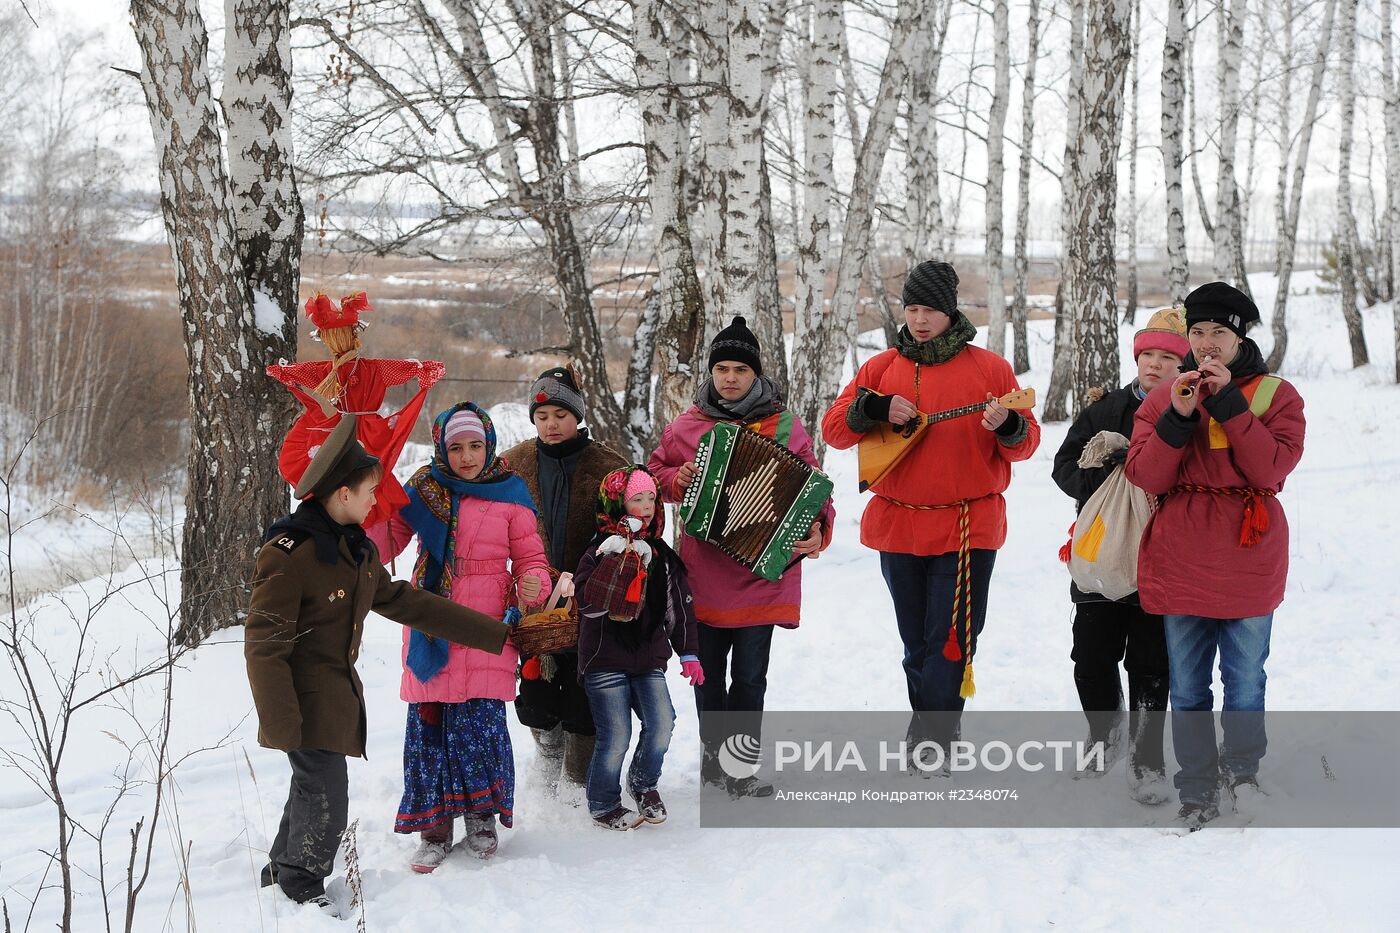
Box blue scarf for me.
[400,403,537,683]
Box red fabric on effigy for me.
[267,357,445,527]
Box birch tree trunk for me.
[226,0,302,334]
[1123,0,1140,324]
[756,7,790,391]
[695,1,731,338]
[1213,0,1245,284]
[756,149,789,390]
[1335,0,1370,367]
[1270,0,1293,283]
[636,0,706,436]
[791,0,841,456]
[1068,0,1134,413]
[985,0,1011,356]
[131,0,300,646]
[724,0,766,328]
[1162,0,1190,305]
[905,0,951,267]
[1267,0,1337,372]
[436,0,630,449]
[1383,0,1400,381]
[624,289,662,459]
[520,0,633,446]
[1045,0,1086,421]
[1009,0,1040,374]
[823,0,924,425]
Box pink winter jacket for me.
[369,498,552,703]
[647,406,834,629]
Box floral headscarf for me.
[596,465,665,539]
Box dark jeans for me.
[695,623,775,749]
[1071,600,1169,773]
[268,749,348,902]
[583,669,675,816]
[881,549,996,750]
[1165,613,1273,805]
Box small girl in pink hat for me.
[573,465,701,830]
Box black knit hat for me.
[529,366,587,422]
[1183,281,1259,338]
[708,315,762,375]
[903,260,959,314]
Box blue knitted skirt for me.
[394,699,515,833]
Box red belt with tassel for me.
[1169,484,1277,547]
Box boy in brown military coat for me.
[246,415,509,912]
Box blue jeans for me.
[582,670,676,816]
[1164,613,1273,805]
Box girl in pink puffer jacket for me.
[369,402,551,872]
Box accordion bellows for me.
[681,422,834,581]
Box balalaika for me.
[857,387,1036,492]
[680,421,835,581]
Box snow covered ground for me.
[2,271,1397,931]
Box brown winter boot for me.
[563,732,596,788]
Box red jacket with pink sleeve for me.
[1126,371,1305,619]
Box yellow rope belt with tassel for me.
[876,494,983,699]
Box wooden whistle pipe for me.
[1173,355,1213,399]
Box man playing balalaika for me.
[822,260,1040,768]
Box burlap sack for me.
[1069,431,1155,601]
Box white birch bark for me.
[1068,0,1134,414]
[723,0,767,327]
[820,0,925,430]
[553,17,585,199]
[1044,0,1086,421]
[1271,0,1294,286]
[1383,0,1400,380]
[636,0,706,436]
[440,0,629,449]
[1213,0,1245,283]
[225,0,302,336]
[1124,0,1140,324]
[695,0,732,336]
[1335,0,1370,367]
[791,0,841,455]
[755,2,790,391]
[985,0,1011,356]
[131,0,297,645]
[1010,0,1040,374]
[1267,0,1337,372]
[905,0,952,266]
[1161,0,1190,304]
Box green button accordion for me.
[680,421,834,581]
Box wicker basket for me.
[511,572,579,657]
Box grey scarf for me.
[694,374,785,422]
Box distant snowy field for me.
[2,270,1397,931]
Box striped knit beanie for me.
[903,260,960,314]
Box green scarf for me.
[893,312,978,365]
